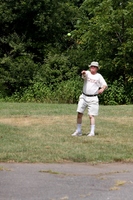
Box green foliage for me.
[125,80,133,104]
[0,0,133,104]
[3,75,133,105]
[99,77,127,105]
[10,78,82,104]
[40,53,73,87]
[73,0,133,82]
[0,54,37,95]
[11,82,53,103]
[54,78,82,103]
[0,0,78,59]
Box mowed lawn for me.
[0,102,133,163]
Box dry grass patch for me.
[100,116,133,125]
[0,166,11,171]
[110,180,127,191]
[115,180,127,186]
[0,115,76,127]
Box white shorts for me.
[77,94,99,116]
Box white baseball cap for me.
[89,61,99,68]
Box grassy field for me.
[0,102,133,164]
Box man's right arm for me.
[81,70,86,79]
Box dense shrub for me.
[99,77,129,105]
[54,78,82,103]
[10,82,53,103]
[2,74,133,105]
[10,78,82,103]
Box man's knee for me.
[89,115,94,119]
[77,112,83,118]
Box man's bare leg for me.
[87,115,95,136]
[72,112,83,136]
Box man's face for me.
[90,66,98,74]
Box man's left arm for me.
[98,85,107,94]
[98,75,108,94]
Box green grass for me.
[0,102,133,163]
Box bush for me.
[54,78,82,103]
[0,54,38,95]
[3,76,133,105]
[99,77,127,105]
[9,78,82,103]
[10,82,53,103]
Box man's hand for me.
[81,70,86,75]
[98,86,107,94]
[98,88,104,94]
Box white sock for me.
[77,124,82,132]
[90,125,95,134]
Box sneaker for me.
[72,131,82,136]
[87,133,95,137]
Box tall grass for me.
[0,103,133,163]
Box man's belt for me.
[82,92,98,97]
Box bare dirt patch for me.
[0,115,76,127]
[100,116,133,125]
[0,115,132,127]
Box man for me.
[72,61,107,137]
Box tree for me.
[72,0,133,85]
[0,0,78,96]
